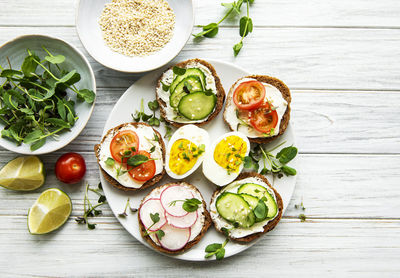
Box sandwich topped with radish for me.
[138,182,211,254]
[223,75,291,143]
[94,122,165,191]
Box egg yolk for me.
[169,139,202,175]
[213,135,247,173]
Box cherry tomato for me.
[110,130,139,163]
[250,103,278,133]
[55,152,86,184]
[233,80,266,110]
[128,150,156,182]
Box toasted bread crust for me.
[156,58,225,128]
[138,182,212,254]
[94,122,166,192]
[223,75,291,144]
[210,172,283,243]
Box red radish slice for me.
[139,198,166,232]
[160,185,193,217]
[156,224,191,251]
[166,210,198,229]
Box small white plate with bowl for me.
[0,34,96,155]
[76,0,194,73]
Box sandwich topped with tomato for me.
[94,122,165,191]
[223,75,291,143]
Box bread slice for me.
[210,172,283,243]
[223,75,291,144]
[94,122,166,192]
[138,182,212,254]
[156,58,225,128]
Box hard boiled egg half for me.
[202,131,250,186]
[165,125,210,179]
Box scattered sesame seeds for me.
[99,0,176,57]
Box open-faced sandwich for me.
[138,182,211,254]
[210,172,283,242]
[156,58,225,127]
[94,122,165,191]
[202,131,250,187]
[223,75,291,143]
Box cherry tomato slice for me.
[55,152,86,184]
[250,103,278,133]
[233,80,266,110]
[128,150,156,182]
[110,130,139,163]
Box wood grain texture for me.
[1,27,400,90]
[1,0,400,28]
[0,217,399,277]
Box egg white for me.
[98,124,164,189]
[202,131,250,187]
[165,124,210,180]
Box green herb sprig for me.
[169,198,202,213]
[0,47,95,150]
[193,0,254,56]
[75,183,107,230]
[118,198,138,217]
[205,239,229,260]
[143,213,165,240]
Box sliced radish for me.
[156,224,191,251]
[139,198,166,232]
[160,185,193,217]
[166,210,198,229]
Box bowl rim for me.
[75,0,195,73]
[0,34,97,155]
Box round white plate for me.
[76,0,194,73]
[0,34,96,155]
[100,59,297,261]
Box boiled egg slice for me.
[202,131,250,186]
[165,125,209,179]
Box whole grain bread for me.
[223,75,291,144]
[156,58,225,128]
[94,122,166,192]
[138,182,212,254]
[210,171,283,243]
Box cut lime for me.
[28,188,72,235]
[0,156,45,191]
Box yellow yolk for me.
[213,135,247,173]
[169,139,199,175]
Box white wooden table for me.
[1,0,400,277]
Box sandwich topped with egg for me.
[223,75,291,143]
[156,59,225,127]
[94,122,165,191]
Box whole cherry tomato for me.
[55,152,86,184]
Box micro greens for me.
[143,213,165,240]
[118,198,138,217]
[193,0,254,56]
[205,238,229,260]
[169,198,202,213]
[299,214,307,222]
[75,183,107,230]
[0,47,95,150]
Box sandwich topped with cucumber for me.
[210,172,283,242]
[156,59,225,127]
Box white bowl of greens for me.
[0,34,96,154]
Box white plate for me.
[0,34,96,155]
[100,59,297,261]
[76,0,194,73]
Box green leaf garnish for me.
[205,239,229,260]
[173,66,186,75]
[105,157,115,167]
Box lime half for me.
[0,156,45,191]
[28,188,72,235]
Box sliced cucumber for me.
[177,92,216,120]
[237,183,278,219]
[240,193,258,209]
[216,192,256,228]
[170,76,203,108]
[240,193,269,222]
[170,68,206,93]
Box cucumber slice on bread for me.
[238,183,278,219]
[178,92,217,120]
[170,68,206,93]
[169,75,203,108]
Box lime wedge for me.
[0,156,45,191]
[28,188,72,235]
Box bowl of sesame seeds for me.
[76,0,194,73]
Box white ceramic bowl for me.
[76,0,194,73]
[0,34,96,155]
